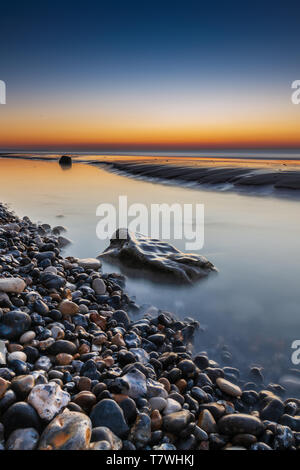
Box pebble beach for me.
[0,202,299,451]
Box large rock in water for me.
[98,229,217,283]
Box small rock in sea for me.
[216,377,242,397]
[0,311,31,340]
[28,383,70,421]
[76,258,101,270]
[218,413,264,436]
[90,399,129,438]
[0,278,26,294]
[39,410,91,450]
[6,427,40,450]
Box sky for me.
[0,0,300,151]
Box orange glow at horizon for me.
[1,90,300,149]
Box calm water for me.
[1,157,300,382]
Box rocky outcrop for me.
[98,229,216,283]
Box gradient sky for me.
[0,0,300,151]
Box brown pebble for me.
[78,343,90,355]
[59,300,79,317]
[78,377,92,392]
[90,313,107,329]
[176,379,187,393]
[73,391,96,411]
[103,356,114,367]
[0,377,9,399]
[56,353,73,365]
[112,394,129,403]
[159,378,171,393]
[7,343,23,352]
[198,409,217,433]
[151,410,162,431]
[111,333,125,347]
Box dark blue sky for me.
[0,0,300,150]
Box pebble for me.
[8,351,27,362]
[90,399,129,438]
[28,383,70,421]
[77,258,101,270]
[129,413,151,449]
[163,397,182,415]
[198,409,217,433]
[92,278,106,295]
[216,377,242,397]
[19,331,36,344]
[2,402,40,436]
[0,310,31,340]
[163,410,193,433]
[59,300,79,317]
[149,396,167,411]
[218,414,264,436]
[6,427,40,450]
[39,410,92,450]
[0,278,26,294]
[91,426,122,450]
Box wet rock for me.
[2,402,40,436]
[59,300,79,317]
[163,397,182,415]
[90,399,129,437]
[0,377,9,398]
[280,414,300,432]
[40,272,66,289]
[0,277,26,293]
[198,409,217,434]
[216,377,242,397]
[218,414,264,436]
[0,340,7,364]
[260,396,284,422]
[129,413,151,449]
[39,410,91,450]
[99,229,216,284]
[92,278,106,295]
[28,382,70,421]
[6,427,39,450]
[11,375,35,399]
[273,425,294,450]
[91,426,122,449]
[121,369,147,398]
[76,258,101,270]
[0,310,31,340]
[163,410,193,433]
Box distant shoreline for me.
[1,153,300,198]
